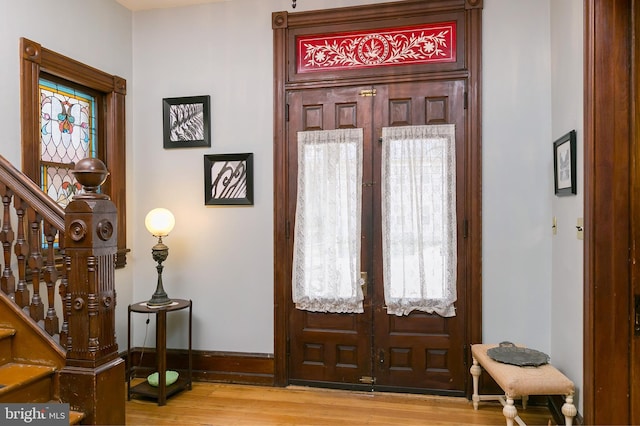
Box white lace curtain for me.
[381,124,457,317]
[292,128,364,313]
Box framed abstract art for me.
[163,95,211,148]
[204,153,254,205]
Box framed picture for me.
[163,95,211,148]
[553,130,577,196]
[204,153,254,205]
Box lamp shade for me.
[145,208,175,237]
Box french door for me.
[286,79,468,394]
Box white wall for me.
[0,0,135,350]
[482,0,553,352]
[129,0,401,353]
[482,0,584,410]
[550,0,584,412]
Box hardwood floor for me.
[125,381,554,425]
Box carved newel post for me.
[59,158,124,425]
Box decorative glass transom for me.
[297,22,456,73]
[39,79,97,207]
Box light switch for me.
[576,218,584,240]
[552,216,557,235]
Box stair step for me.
[0,328,16,340]
[46,400,86,425]
[0,328,16,366]
[0,362,56,403]
[69,409,85,425]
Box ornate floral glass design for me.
[297,22,456,73]
[39,79,97,207]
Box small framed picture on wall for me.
[553,130,577,196]
[163,95,211,148]
[204,153,254,205]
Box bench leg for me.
[561,394,577,426]
[521,394,528,409]
[502,397,518,426]
[470,357,482,410]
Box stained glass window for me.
[23,38,128,267]
[39,79,97,207]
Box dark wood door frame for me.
[633,3,640,424]
[270,0,638,421]
[272,0,483,390]
[584,0,636,424]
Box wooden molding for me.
[632,0,640,423]
[465,0,482,9]
[583,0,632,424]
[125,349,275,386]
[21,38,41,63]
[272,11,287,29]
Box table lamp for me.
[145,208,175,306]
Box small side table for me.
[127,298,192,406]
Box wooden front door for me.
[286,79,468,394]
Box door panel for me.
[287,86,374,385]
[287,80,467,393]
[371,80,466,393]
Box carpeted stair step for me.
[0,362,56,403]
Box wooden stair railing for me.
[0,155,124,425]
[0,154,66,342]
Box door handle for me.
[360,271,367,298]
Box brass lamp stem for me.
[148,236,172,306]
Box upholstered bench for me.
[470,343,577,426]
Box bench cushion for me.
[471,344,574,397]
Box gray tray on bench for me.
[487,342,550,367]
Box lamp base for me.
[148,240,172,306]
[147,292,172,307]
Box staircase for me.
[0,155,125,424]
[0,325,84,424]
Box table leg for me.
[470,357,482,410]
[157,310,167,406]
[562,394,577,426]
[127,306,131,401]
[502,397,518,426]
[188,301,192,390]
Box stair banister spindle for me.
[14,197,29,308]
[27,208,44,323]
[0,183,16,299]
[43,221,60,336]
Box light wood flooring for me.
[125,381,554,425]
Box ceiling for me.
[115,0,229,11]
